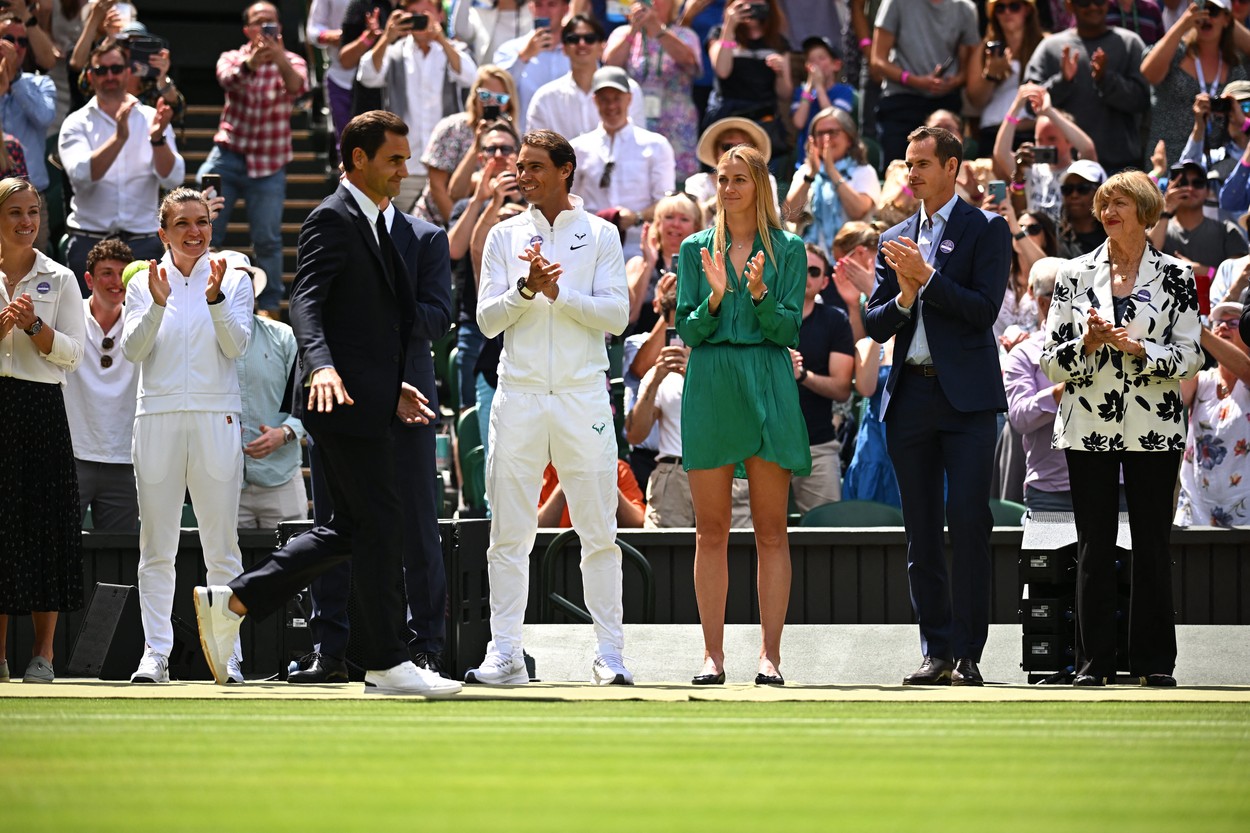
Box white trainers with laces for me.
[193,585,243,685]
[226,656,245,684]
[130,648,170,684]
[364,661,462,697]
[464,651,528,685]
[592,654,634,686]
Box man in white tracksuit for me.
[468,128,633,686]
[121,189,254,684]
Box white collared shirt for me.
[58,95,185,234]
[900,193,959,366]
[64,298,139,463]
[492,35,570,132]
[526,72,648,142]
[342,178,383,244]
[0,251,85,386]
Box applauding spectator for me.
[784,107,879,253]
[0,16,55,252]
[703,0,792,159]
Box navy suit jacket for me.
[391,211,453,416]
[289,184,416,437]
[864,197,1011,418]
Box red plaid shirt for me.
[214,44,308,179]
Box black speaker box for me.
[66,583,144,680]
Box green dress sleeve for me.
[675,233,719,347]
[748,231,804,348]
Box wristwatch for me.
[281,425,296,445]
[23,317,43,337]
[752,289,769,305]
[516,276,536,300]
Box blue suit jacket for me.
[864,197,1011,418]
[391,211,453,417]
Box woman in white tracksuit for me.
[121,187,253,684]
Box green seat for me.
[460,444,487,515]
[989,498,1027,526]
[445,346,459,418]
[456,405,480,452]
[180,503,198,528]
[799,500,905,527]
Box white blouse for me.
[0,250,86,386]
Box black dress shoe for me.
[1141,673,1177,687]
[754,673,785,686]
[951,658,984,687]
[413,651,449,679]
[902,657,954,686]
[287,652,349,684]
[691,670,726,685]
[1073,674,1106,687]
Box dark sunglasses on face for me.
[994,1,1026,13]
[481,144,516,156]
[90,64,127,76]
[563,33,602,45]
[1061,182,1096,196]
[1,34,29,47]
[1172,177,1207,189]
[1021,222,1044,236]
[1071,0,1106,7]
[807,265,826,278]
[476,89,510,106]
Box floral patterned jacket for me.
[1040,242,1203,452]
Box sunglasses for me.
[563,33,602,45]
[476,89,511,106]
[1061,182,1096,196]
[807,265,827,278]
[1241,100,1250,116]
[481,144,517,156]
[1020,222,1044,236]
[993,1,1026,13]
[1,34,29,47]
[1172,177,1207,189]
[813,128,844,139]
[1070,0,1106,7]
[90,64,128,76]
[600,160,615,189]
[663,189,701,206]
[100,336,115,369]
[1204,5,1229,16]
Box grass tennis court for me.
[4,699,1248,832]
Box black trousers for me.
[229,427,410,671]
[1065,449,1182,679]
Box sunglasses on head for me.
[90,64,127,76]
[1,34,29,48]
[663,189,701,206]
[994,1,1026,13]
[481,144,516,156]
[563,33,602,45]
[1020,222,1044,236]
[1070,0,1106,8]
[1061,182,1096,196]
[476,89,511,106]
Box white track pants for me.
[485,387,624,658]
[134,411,245,659]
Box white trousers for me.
[134,411,245,659]
[485,387,624,658]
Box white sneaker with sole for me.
[364,661,462,697]
[226,656,244,684]
[592,654,634,686]
[23,656,54,683]
[464,651,528,685]
[130,649,170,684]
[193,586,243,685]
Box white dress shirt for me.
[306,0,355,89]
[0,251,85,386]
[58,95,185,234]
[526,72,648,141]
[64,298,139,463]
[898,193,959,366]
[492,35,569,132]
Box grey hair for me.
[1029,256,1065,298]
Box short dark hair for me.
[522,130,576,192]
[243,2,277,24]
[87,239,135,274]
[906,126,963,167]
[481,119,521,147]
[89,39,128,65]
[341,111,409,173]
[803,243,831,276]
[562,14,606,40]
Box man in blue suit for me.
[864,126,1010,686]
[192,111,459,697]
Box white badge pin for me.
[938,239,954,254]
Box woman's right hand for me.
[639,220,659,265]
[700,246,729,303]
[1083,308,1112,353]
[147,260,171,307]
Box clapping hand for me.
[397,382,435,424]
[1060,45,1079,82]
[881,237,932,306]
[115,99,136,141]
[150,98,174,141]
[147,259,172,307]
[744,251,767,301]
[1089,48,1107,82]
[699,247,731,299]
[205,255,227,303]
[4,293,36,332]
[518,240,563,298]
[1083,308,1114,352]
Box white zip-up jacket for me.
[478,195,629,394]
[121,253,253,416]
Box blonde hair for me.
[648,193,705,252]
[1093,169,1165,229]
[0,176,39,210]
[712,145,782,266]
[467,64,519,122]
[832,221,881,258]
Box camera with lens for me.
[747,3,770,21]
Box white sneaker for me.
[592,654,634,686]
[193,585,243,686]
[364,661,462,697]
[130,649,170,684]
[226,656,244,684]
[464,651,528,685]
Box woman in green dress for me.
[675,145,810,687]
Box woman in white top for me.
[0,178,87,684]
[784,107,880,255]
[121,187,253,685]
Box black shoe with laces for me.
[413,650,449,679]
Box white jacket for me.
[478,195,628,394]
[121,253,253,416]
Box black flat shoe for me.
[691,671,726,685]
[1141,673,1177,687]
[754,673,784,686]
[1073,674,1106,687]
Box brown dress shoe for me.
[951,658,984,686]
[903,656,954,685]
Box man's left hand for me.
[244,424,286,459]
[397,382,436,424]
[881,237,933,287]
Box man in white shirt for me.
[63,240,140,531]
[358,0,477,211]
[526,14,645,141]
[306,0,356,158]
[58,41,183,290]
[570,66,676,260]
[467,129,633,687]
[492,0,572,131]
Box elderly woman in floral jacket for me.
[1040,169,1202,688]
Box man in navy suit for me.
[864,126,1010,686]
[192,111,459,697]
[295,194,455,683]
